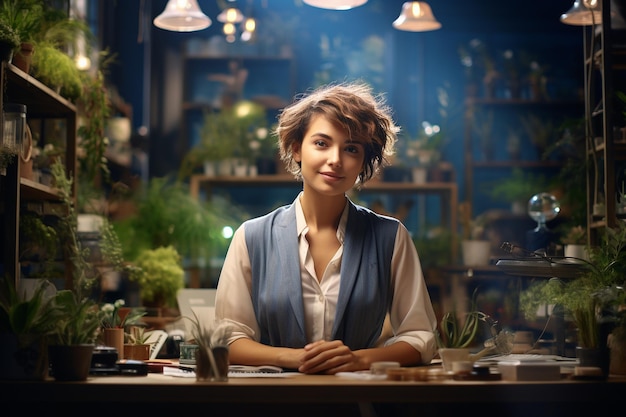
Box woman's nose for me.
[327,146,342,166]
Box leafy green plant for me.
[487,167,550,206]
[130,246,185,308]
[0,277,58,343]
[31,42,83,99]
[47,159,134,346]
[112,176,243,266]
[125,325,151,345]
[436,290,484,349]
[412,227,452,269]
[178,100,267,180]
[0,16,20,50]
[100,299,145,329]
[520,222,626,349]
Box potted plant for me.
[520,222,626,376]
[129,245,185,310]
[0,0,40,72]
[487,168,550,214]
[123,326,152,361]
[559,225,588,260]
[2,0,92,99]
[186,313,233,381]
[459,202,490,266]
[435,290,511,371]
[112,176,242,274]
[178,100,267,180]
[46,159,135,381]
[0,15,20,61]
[99,299,146,360]
[0,277,57,380]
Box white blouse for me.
[214,193,437,363]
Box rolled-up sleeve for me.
[214,224,260,344]
[383,223,438,363]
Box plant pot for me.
[564,244,589,261]
[438,348,471,373]
[412,167,427,184]
[608,332,626,375]
[575,346,610,378]
[0,333,48,380]
[48,344,95,381]
[12,42,34,73]
[102,328,125,360]
[124,344,151,361]
[461,240,491,266]
[195,345,229,382]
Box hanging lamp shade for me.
[153,0,212,32]
[393,2,441,32]
[217,7,245,23]
[560,0,602,26]
[302,0,367,10]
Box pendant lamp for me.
[217,7,245,23]
[560,0,602,26]
[393,2,441,32]
[154,0,212,32]
[302,0,367,10]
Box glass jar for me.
[3,102,27,154]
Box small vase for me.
[103,328,125,360]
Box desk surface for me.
[4,371,625,410]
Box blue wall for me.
[102,0,583,224]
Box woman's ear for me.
[292,142,302,163]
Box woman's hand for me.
[297,340,369,374]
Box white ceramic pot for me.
[461,240,491,266]
[564,244,589,261]
[438,348,471,373]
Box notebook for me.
[176,288,217,340]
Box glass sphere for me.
[528,192,560,227]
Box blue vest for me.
[244,200,398,350]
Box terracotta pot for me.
[102,328,124,360]
[12,42,34,73]
[124,344,151,361]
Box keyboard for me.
[477,354,578,363]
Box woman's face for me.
[294,114,365,197]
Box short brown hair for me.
[274,82,398,186]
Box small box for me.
[497,361,561,381]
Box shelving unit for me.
[188,174,458,288]
[584,0,626,245]
[463,97,582,218]
[0,62,77,288]
[181,52,296,153]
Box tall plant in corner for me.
[48,158,140,345]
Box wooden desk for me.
[3,371,625,417]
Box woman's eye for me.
[345,145,360,154]
[314,140,327,147]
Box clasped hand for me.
[296,340,367,375]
